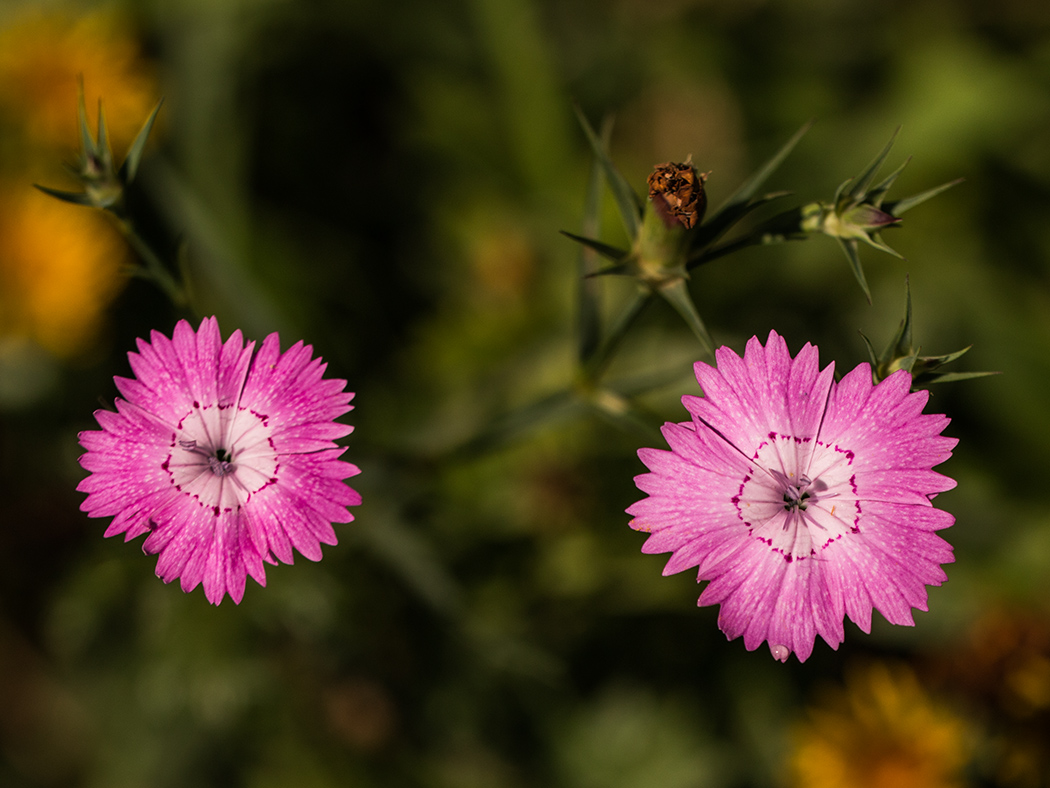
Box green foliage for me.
[0,1,1043,787]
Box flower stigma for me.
[209,447,235,477]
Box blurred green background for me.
[1,0,1049,786]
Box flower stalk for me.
[34,85,188,307]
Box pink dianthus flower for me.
[77,317,361,604]
[628,330,957,662]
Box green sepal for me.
[560,230,630,264]
[885,277,915,362]
[120,99,164,183]
[585,263,633,278]
[573,105,643,239]
[916,369,1000,386]
[32,184,96,206]
[76,82,98,162]
[910,346,999,387]
[841,126,900,208]
[832,177,853,207]
[857,230,903,259]
[94,101,113,173]
[859,330,881,369]
[837,237,872,303]
[884,178,964,216]
[866,156,911,208]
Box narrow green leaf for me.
[573,105,642,238]
[95,100,113,171]
[858,231,904,259]
[867,156,911,207]
[709,120,812,221]
[919,370,1000,385]
[847,126,901,205]
[560,230,630,263]
[898,277,914,354]
[659,279,715,359]
[586,264,633,278]
[837,237,872,303]
[33,184,94,206]
[832,177,853,206]
[120,99,163,183]
[690,190,793,251]
[920,346,975,370]
[884,178,964,216]
[878,275,914,368]
[76,78,97,159]
[858,330,880,369]
[575,117,607,365]
[689,205,809,269]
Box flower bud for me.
[35,87,161,216]
[800,200,901,244]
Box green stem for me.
[581,289,652,384]
[115,215,190,309]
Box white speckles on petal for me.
[629,330,957,663]
[77,316,361,605]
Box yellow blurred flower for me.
[0,8,156,152]
[790,663,971,788]
[0,8,157,362]
[924,607,1050,786]
[0,182,129,356]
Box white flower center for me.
[162,403,279,516]
[733,431,859,562]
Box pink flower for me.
[77,317,361,604]
[628,330,957,662]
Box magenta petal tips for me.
[77,317,362,605]
[627,330,958,662]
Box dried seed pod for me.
[647,160,708,230]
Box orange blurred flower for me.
[0,9,156,152]
[0,8,156,361]
[790,662,971,788]
[0,183,128,356]
[923,607,1050,786]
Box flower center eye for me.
[783,485,810,511]
[208,448,235,477]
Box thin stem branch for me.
[114,215,190,309]
[581,289,652,385]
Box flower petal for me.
[77,316,360,604]
[628,330,957,661]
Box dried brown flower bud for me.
[647,160,708,230]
